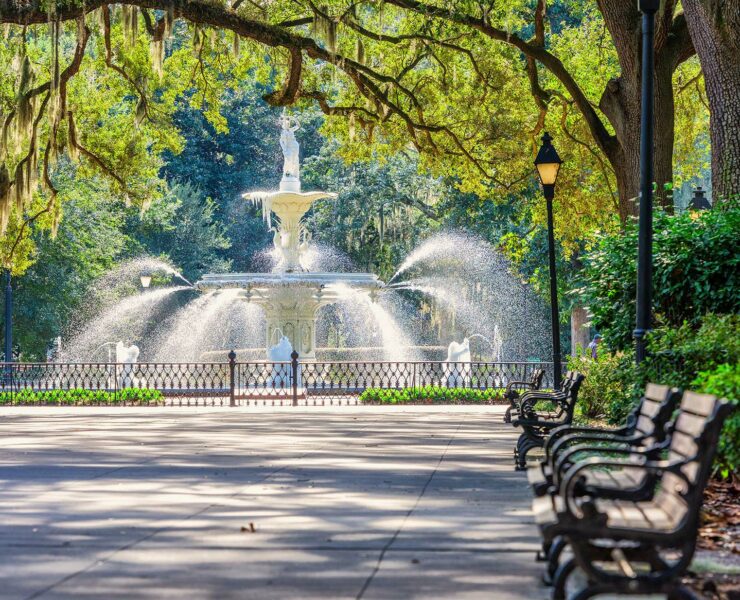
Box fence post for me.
[114,359,119,404]
[228,350,236,407]
[291,351,299,407]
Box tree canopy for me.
[3,0,733,276]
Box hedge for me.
[0,388,165,405]
[359,386,506,404]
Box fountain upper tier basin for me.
[244,190,338,226]
[196,272,384,300]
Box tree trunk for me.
[570,305,591,356]
[653,61,676,211]
[682,0,740,201]
[600,64,676,220]
[595,1,691,220]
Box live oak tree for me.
[0,0,717,270]
[682,0,740,200]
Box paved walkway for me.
[0,406,546,599]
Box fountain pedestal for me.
[196,272,383,360]
[264,287,320,357]
[246,189,336,273]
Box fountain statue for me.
[115,341,141,387]
[244,109,338,273]
[444,338,471,388]
[267,335,300,387]
[279,111,301,190]
[115,341,139,363]
[196,111,383,360]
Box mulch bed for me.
[699,479,739,554]
[684,479,740,599]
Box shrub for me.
[567,350,638,423]
[566,319,738,476]
[576,204,740,351]
[359,386,506,404]
[0,388,165,405]
[691,363,739,479]
[641,314,740,390]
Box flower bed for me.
[0,388,165,405]
[359,386,506,404]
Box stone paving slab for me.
[0,406,546,599]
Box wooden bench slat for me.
[587,467,645,489]
[597,498,681,531]
[639,398,662,418]
[674,412,707,437]
[680,391,718,417]
[635,414,657,435]
[644,383,672,402]
[669,431,698,458]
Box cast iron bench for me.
[511,371,585,470]
[503,368,545,423]
[529,382,681,583]
[532,390,734,599]
[529,382,681,498]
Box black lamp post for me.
[634,0,659,365]
[534,132,563,389]
[4,270,12,365]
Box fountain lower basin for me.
[196,272,384,359]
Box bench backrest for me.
[544,371,584,422]
[561,372,585,421]
[531,368,545,389]
[654,391,734,533]
[518,371,581,421]
[626,383,681,444]
[558,370,577,395]
[539,370,577,417]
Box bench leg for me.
[536,539,550,562]
[503,405,512,423]
[514,438,529,470]
[516,436,542,471]
[543,536,567,586]
[514,433,529,469]
[551,557,576,600]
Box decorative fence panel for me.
[0,358,555,406]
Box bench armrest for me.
[505,380,535,396]
[518,393,563,414]
[545,425,630,459]
[560,457,690,521]
[552,441,655,487]
[512,414,568,429]
[548,432,642,467]
[518,389,559,401]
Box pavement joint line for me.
[22,420,375,600]
[355,421,462,600]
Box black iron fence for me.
[0,357,554,406]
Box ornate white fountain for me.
[196,111,383,359]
